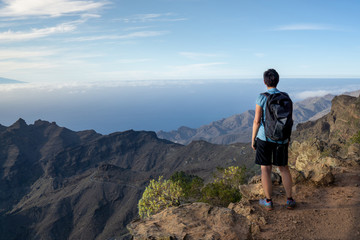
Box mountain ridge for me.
[157,90,360,145]
[0,119,255,239]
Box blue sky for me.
[1,0,360,83]
[1,0,360,132]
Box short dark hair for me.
[263,69,279,87]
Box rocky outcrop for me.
[127,202,251,240]
[288,141,335,186]
[289,94,360,185]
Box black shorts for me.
[255,138,288,166]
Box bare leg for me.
[261,165,273,199]
[278,165,293,198]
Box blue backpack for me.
[261,92,293,141]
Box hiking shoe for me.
[259,198,274,211]
[286,199,296,209]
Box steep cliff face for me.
[0,119,101,212]
[0,119,255,240]
[292,95,360,163]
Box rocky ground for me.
[128,164,360,240]
[244,165,360,240]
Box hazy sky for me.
[1,0,360,83]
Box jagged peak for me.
[8,118,28,130]
[178,126,196,131]
[33,119,58,127]
[330,94,360,116]
[331,94,358,106]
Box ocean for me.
[0,78,359,134]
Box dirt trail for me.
[251,166,360,240]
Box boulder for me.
[309,164,335,186]
[127,202,251,240]
[248,172,281,185]
[228,200,266,236]
[271,171,282,185]
[228,201,254,218]
[289,167,305,184]
[323,156,342,168]
[347,143,360,162]
[239,183,264,200]
[289,140,335,185]
[247,175,261,184]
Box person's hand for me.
[252,139,256,151]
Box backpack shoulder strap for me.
[260,92,270,125]
[261,92,270,97]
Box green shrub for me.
[351,130,360,144]
[170,171,204,200]
[214,166,246,188]
[200,166,246,207]
[138,166,246,216]
[138,176,184,218]
[200,181,241,207]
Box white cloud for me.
[274,24,333,31]
[0,79,203,93]
[0,23,76,41]
[0,61,57,72]
[123,26,154,31]
[295,90,332,99]
[0,0,108,18]
[179,52,222,59]
[116,13,187,23]
[294,86,360,100]
[69,31,168,41]
[116,59,153,64]
[80,13,101,19]
[0,49,56,59]
[254,53,265,58]
[165,62,230,78]
[171,62,227,72]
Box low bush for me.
[351,130,360,144]
[170,171,204,200]
[138,176,184,218]
[200,181,241,207]
[138,166,247,217]
[200,166,246,207]
[214,166,246,189]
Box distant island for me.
[0,77,25,84]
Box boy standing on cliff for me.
[251,69,296,210]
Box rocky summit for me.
[0,119,255,240]
[127,94,360,240]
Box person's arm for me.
[251,104,262,150]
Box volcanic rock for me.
[127,202,251,240]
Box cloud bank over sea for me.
[1,78,359,133]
